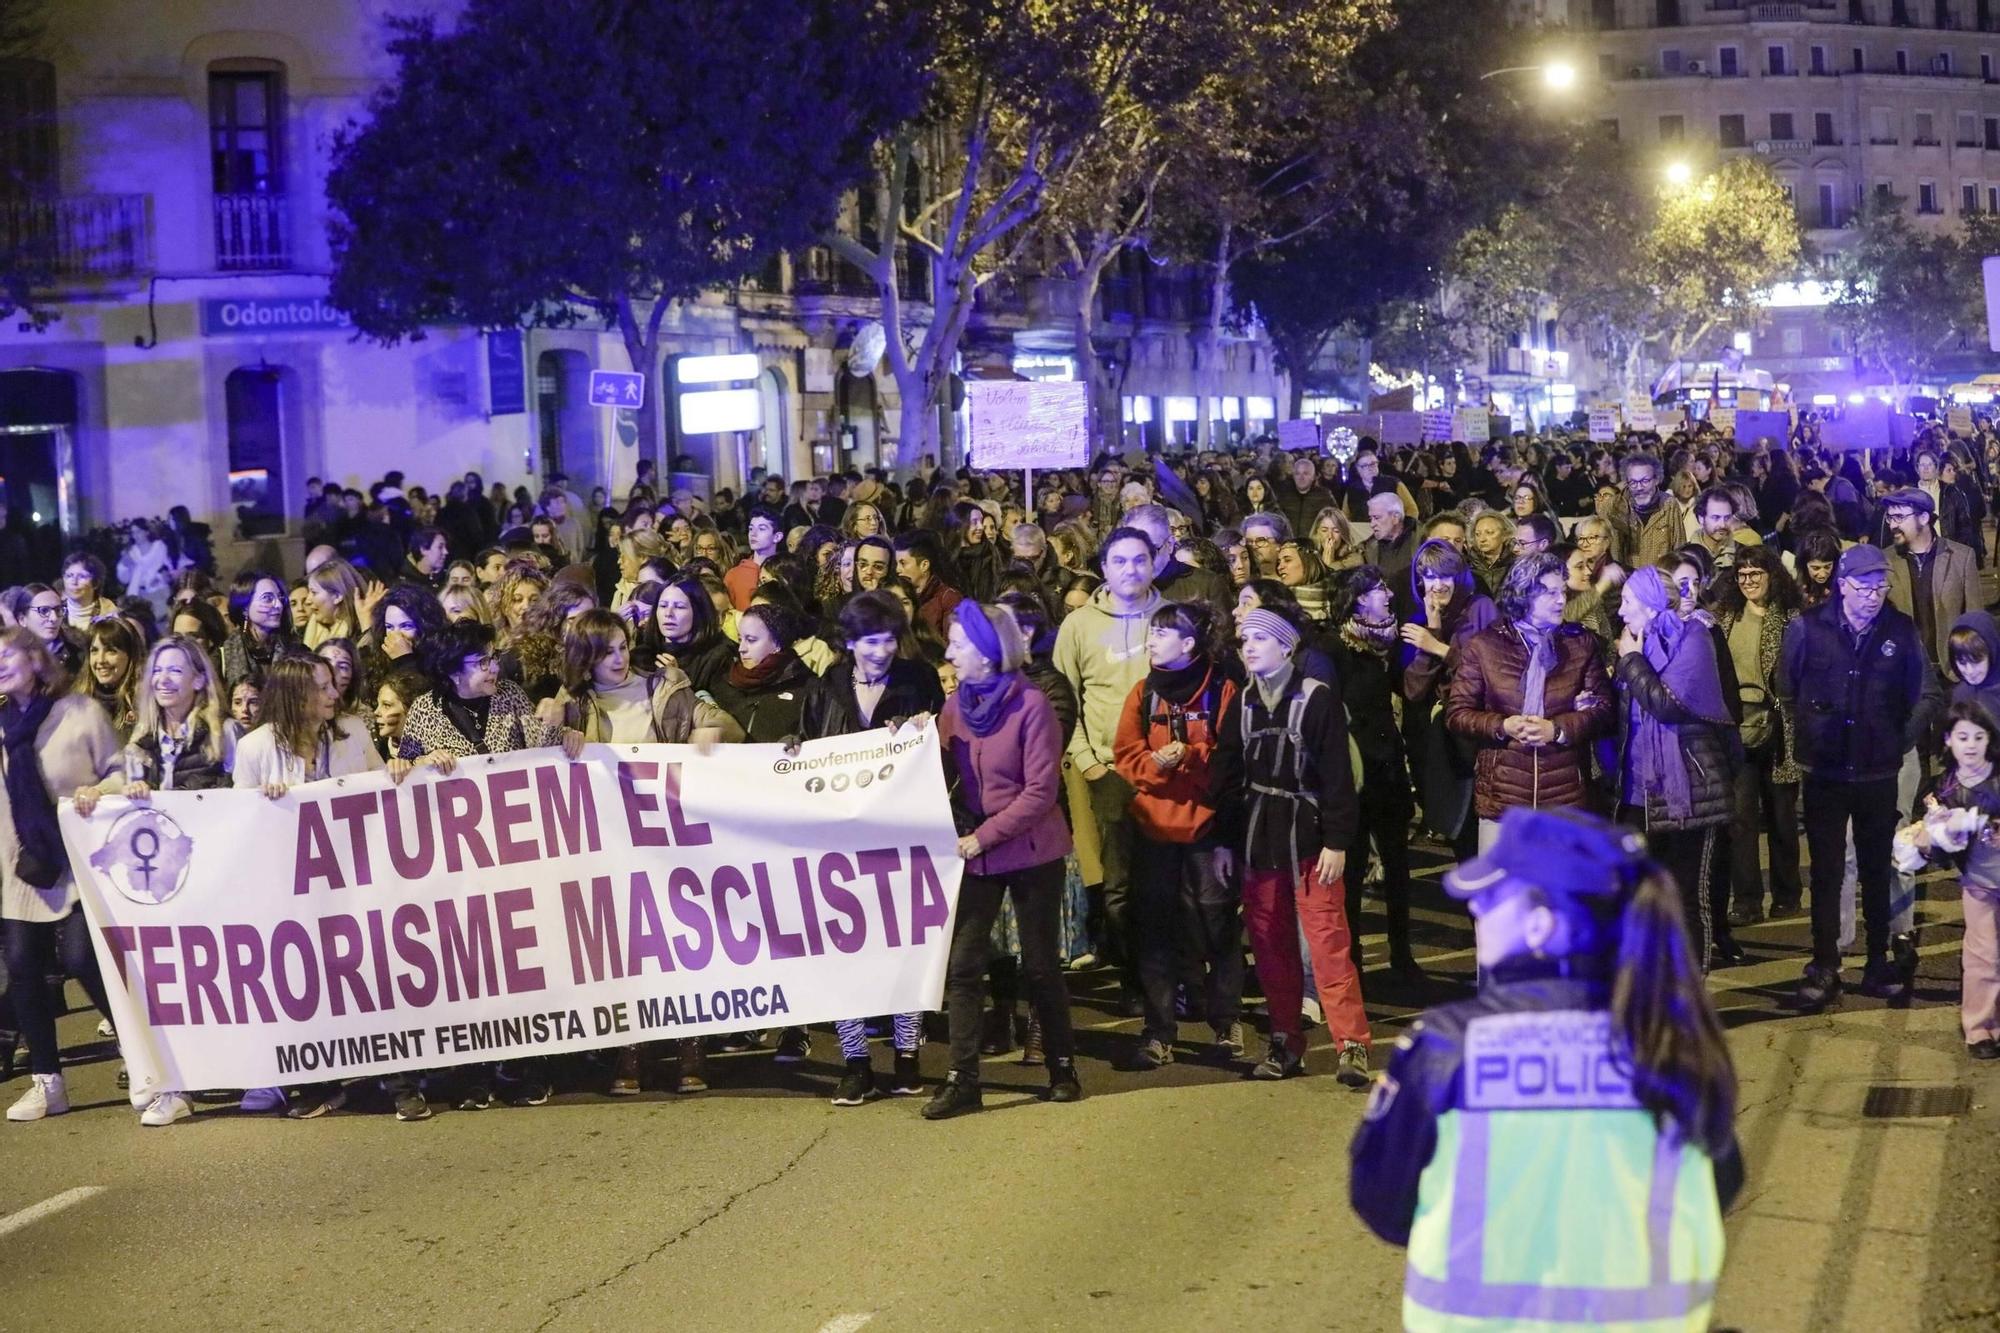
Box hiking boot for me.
[1133,1037,1174,1070]
[1018,1013,1045,1065]
[889,1050,923,1096]
[1250,1037,1304,1081]
[921,1070,982,1121]
[609,1047,642,1096]
[1336,1042,1372,1089]
[830,1058,877,1107]
[1047,1058,1084,1103]
[676,1042,708,1094]
[1792,964,1842,1013]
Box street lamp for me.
[1663,160,1694,187]
[1479,59,1578,91]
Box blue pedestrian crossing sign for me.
[588,369,645,409]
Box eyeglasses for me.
[26,605,60,618]
[1843,583,1888,599]
[1735,569,1767,580]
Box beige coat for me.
[2,694,126,922]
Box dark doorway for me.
[225,366,287,537]
[0,368,79,584]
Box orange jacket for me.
[1113,667,1236,844]
[723,557,761,611]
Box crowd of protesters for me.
[5,410,2000,1131]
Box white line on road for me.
[0,1186,106,1241]
[816,1315,874,1333]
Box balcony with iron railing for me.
[214,192,290,270]
[0,193,151,284]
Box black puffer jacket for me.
[799,658,944,740]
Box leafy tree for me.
[1450,152,1803,393]
[0,0,54,327]
[1825,196,1993,395]
[325,0,928,465]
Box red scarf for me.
[728,649,795,690]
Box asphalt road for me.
[4,845,1998,1333]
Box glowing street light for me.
[1479,60,1579,91]
[1663,160,1694,187]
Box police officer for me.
[1350,807,1743,1332]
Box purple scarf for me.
[1625,568,1733,818]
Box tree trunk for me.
[1195,231,1231,452]
[1073,256,1122,455]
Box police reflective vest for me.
[1349,961,1742,1332]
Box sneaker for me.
[713,1031,759,1054]
[96,1018,115,1038]
[1047,1058,1084,1103]
[1213,1021,1246,1060]
[140,1091,191,1127]
[1250,1037,1303,1081]
[239,1086,287,1114]
[1134,1037,1174,1070]
[830,1059,878,1107]
[496,1063,553,1106]
[1301,996,1324,1027]
[1336,1042,1372,1089]
[1969,1038,2000,1060]
[610,1047,642,1096]
[889,1051,924,1096]
[115,1064,129,1091]
[394,1087,433,1121]
[1792,964,1843,1013]
[287,1085,349,1120]
[7,1073,68,1121]
[455,1083,494,1111]
[1858,958,1910,1002]
[773,1027,811,1063]
[920,1070,982,1120]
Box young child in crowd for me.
[1895,699,2000,1059]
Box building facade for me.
[0,0,1283,578]
[1572,0,2000,403]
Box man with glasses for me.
[1778,544,1940,1010]
[1881,486,1981,675]
[1611,453,1686,572]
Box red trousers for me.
[1243,860,1370,1048]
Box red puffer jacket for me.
[1444,619,1615,820]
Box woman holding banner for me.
[551,608,737,1097]
[925,601,1081,1120]
[1,627,129,1122]
[74,634,235,1127]
[384,621,572,1118]
[231,652,385,1119]
[799,590,944,1106]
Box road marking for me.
[0,1186,106,1240]
[816,1315,874,1333]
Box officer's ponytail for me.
[1609,864,1738,1158]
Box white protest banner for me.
[1452,407,1490,443]
[1421,409,1455,443]
[1587,406,1620,443]
[1276,417,1320,453]
[64,731,962,1100]
[965,379,1089,469]
[1378,411,1424,446]
[1622,395,1657,433]
[1710,405,1737,437]
[1950,405,1975,435]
